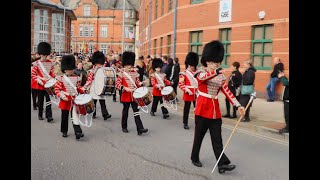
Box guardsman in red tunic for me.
[190,41,245,174]
[83,51,112,120]
[150,58,171,119]
[31,57,40,110]
[31,42,55,122]
[112,55,123,102]
[178,52,199,129]
[115,51,148,135]
[54,55,85,140]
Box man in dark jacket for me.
[278,72,289,133]
[266,57,284,102]
[161,56,169,73]
[223,62,242,118]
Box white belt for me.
[197,91,218,99]
[185,86,196,89]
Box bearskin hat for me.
[92,51,105,65]
[61,55,76,73]
[201,40,224,63]
[152,58,163,70]
[185,52,199,67]
[37,42,51,55]
[122,51,135,66]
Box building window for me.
[71,24,74,37]
[51,13,65,53]
[125,44,134,52]
[191,0,204,4]
[125,26,135,38]
[84,5,90,16]
[190,31,203,63]
[79,24,94,37]
[160,37,163,55]
[161,0,164,16]
[219,28,231,67]
[155,0,158,20]
[252,24,273,70]
[153,39,157,56]
[167,35,172,57]
[100,44,108,55]
[100,25,108,37]
[169,0,173,12]
[125,10,135,18]
[33,9,49,52]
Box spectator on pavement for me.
[266,57,284,102]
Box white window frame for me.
[80,24,93,37]
[100,25,108,37]
[84,5,91,16]
[100,44,108,54]
[51,13,65,53]
[124,44,134,52]
[79,25,83,37]
[71,24,74,37]
[125,26,135,38]
[33,9,49,52]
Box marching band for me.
[31,40,249,174]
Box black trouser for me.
[224,96,239,116]
[284,101,289,129]
[183,101,196,125]
[151,96,169,114]
[93,99,110,117]
[244,107,251,120]
[172,82,178,95]
[31,89,38,108]
[191,116,231,166]
[121,102,144,130]
[113,89,122,101]
[61,109,82,134]
[38,90,52,118]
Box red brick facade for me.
[139,0,289,99]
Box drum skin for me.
[74,94,95,115]
[133,87,153,106]
[161,86,176,101]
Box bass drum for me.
[94,67,116,96]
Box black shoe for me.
[192,160,202,167]
[279,127,289,133]
[218,164,236,174]
[222,114,231,118]
[230,114,237,119]
[241,118,250,122]
[184,124,189,130]
[267,99,274,102]
[33,107,37,110]
[92,115,96,119]
[75,132,81,140]
[113,99,116,102]
[163,114,170,119]
[78,133,84,137]
[122,128,129,133]
[62,132,68,137]
[150,112,155,116]
[47,117,53,122]
[137,128,148,135]
[38,116,44,120]
[103,114,112,120]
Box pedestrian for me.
[73,62,87,86]
[178,52,199,130]
[83,51,112,120]
[191,40,245,174]
[31,42,55,122]
[146,55,154,87]
[239,60,257,122]
[161,56,169,73]
[111,54,123,102]
[150,58,171,119]
[31,58,40,110]
[54,55,85,140]
[278,72,289,133]
[166,58,180,101]
[266,57,284,102]
[136,55,145,82]
[115,51,148,135]
[222,61,242,118]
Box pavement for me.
[31,96,289,180]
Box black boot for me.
[163,113,170,119]
[47,117,53,122]
[33,107,37,110]
[150,111,155,116]
[218,164,236,174]
[222,114,231,118]
[184,124,189,130]
[62,132,68,137]
[103,114,112,120]
[75,132,81,140]
[137,128,148,135]
[230,107,237,119]
[38,116,44,120]
[122,128,129,133]
[192,160,202,167]
[241,108,251,122]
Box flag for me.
[126,29,134,39]
[81,40,85,53]
[85,42,88,54]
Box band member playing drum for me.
[178,52,199,129]
[190,41,245,174]
[31,55,40,110]
[150,58,171,119]
[115,51,148,135]
[54,55,85,140]
[112,55,123,102]
[84,51,112,120]
[31,42,55,122]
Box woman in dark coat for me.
[165,58,180,96]
[135,56,146,82]
[240,60,256,122]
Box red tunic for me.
[151,72,171,96]
[31,66,39,89]
[178,69,198,102]
[31,59,55,90]
[194,68,241,120]
[115,68,142,102]
[54,74,84,111]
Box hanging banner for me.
[219,0,232,23]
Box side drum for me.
[74,94,95,116]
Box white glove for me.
[37,78,44,86]
[186,88,193,95]
[60,91,68,101]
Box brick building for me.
[31,0,77,53]
[139,0,289,99]
[50,0,139,55]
